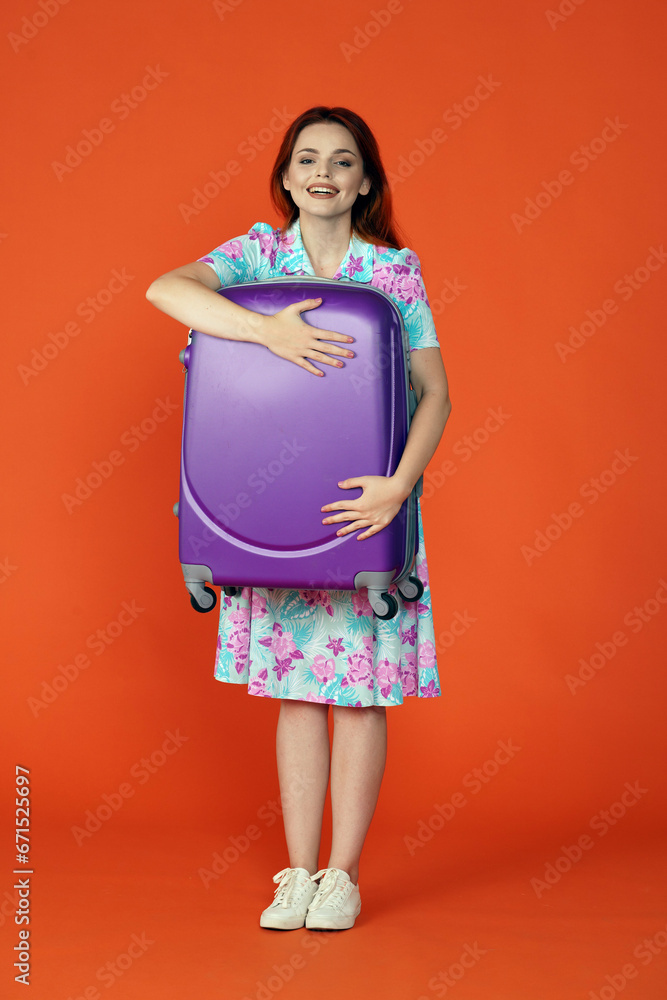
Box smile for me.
[307,186,339,197]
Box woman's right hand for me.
[260,298,355,377]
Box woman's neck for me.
[298,212,352,275]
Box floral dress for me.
[196,218,442,707]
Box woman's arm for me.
[391,346,452,498]
[145,262,355,374]
[146,261,270,343]
[321,346,452,540]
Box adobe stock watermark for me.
[61,397,179,513]
[184,437,309,559]
[340,0,412,62]
[27,599,145,718]
[179,106,296,223]
[65,931,155,998]
[565,578,667,694]
[8,0,72,53]
[521,448,638,566]
[546,0,588,31]
[555,245,667,361]
[587,922,667,1000]
[197,773,317,888]
[428,276,468,315]
[421,406,511,500]
[511,116,629,233]
[433,609,476,658]
[212,0,245,20]
[388,75,501,189]
[51,67,169,181]
[17,267,135,384]
[70,731,189,846]
[0,557,18,584]
[530,781,648,898]
[241,933,336,1000]
[404,738,521,855]
[417,942,488,1000]
[0,887,21,930]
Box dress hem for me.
[212,673,441,707]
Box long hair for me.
[269,106,409,250]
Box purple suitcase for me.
[175,276,424,619]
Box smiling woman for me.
[146,104,452,931]
[278,126,372,276]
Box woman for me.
[146,106,452,931]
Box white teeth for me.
[309,187,337,194]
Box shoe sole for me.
[305,922,354,930]
[260,922,305,930]
[305,904,361,931]
[260,914,308,930]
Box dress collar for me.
[283,216,374,282]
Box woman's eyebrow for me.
[295,147,358,156]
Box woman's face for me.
[282,122,371,223]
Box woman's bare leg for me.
[275,699,331,875]
[326,705,387,884]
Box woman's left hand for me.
[321,475,409,541]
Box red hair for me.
[269,106,409,251]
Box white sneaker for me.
[259,867,318,930]
[305,867,361,930]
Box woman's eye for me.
[297,158,352,167]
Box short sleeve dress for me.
[196,218,442,707]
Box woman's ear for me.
[282,173,290,190]
[360,175,371,196]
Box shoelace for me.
[308,868,353,912]
[271,867,311,909]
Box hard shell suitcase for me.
[174,276,424,619]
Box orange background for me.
[2,0,666,997]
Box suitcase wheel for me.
[397,576,424,603]
[373,592,398,620]
[190,586,217,613]
[223,586,240,598]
